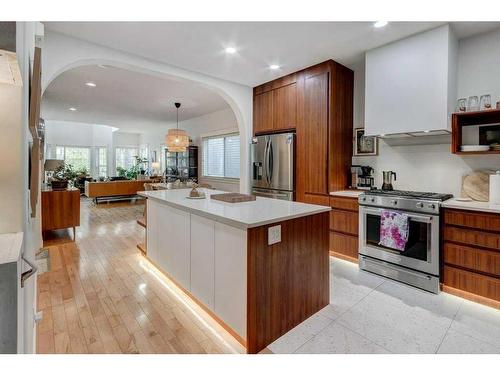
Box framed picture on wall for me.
[354,128,378,156]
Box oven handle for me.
[360,206,433,223]
[361,256,433,281]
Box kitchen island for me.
[139,188,331,353]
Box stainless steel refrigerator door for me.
[267,133,294,191]
[251,135,269,189]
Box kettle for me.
[382,171,397,191]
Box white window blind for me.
[202,133,240,179]
[115,147,139,172]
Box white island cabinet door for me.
[146,200,159,264]
[214,222,247,339]
[157,203,172,274]
[158,204,191,290]
[190,214,215,310]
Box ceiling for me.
[44,21,500,87]
[41,64,230,132]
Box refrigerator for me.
[251,132,295,201]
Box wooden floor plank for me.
[37,198,244,354]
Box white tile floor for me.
[267,257,500,354]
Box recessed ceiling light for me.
[374,21,388,28]
[225,47,237,54]
[97,64,108,69]
[69,107,77,111]
[269,64,280,70]
[85,82,96,87]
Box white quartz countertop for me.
[442,198,500,214]
[139,189,331,229]
[0,232,23,265]
[329,190,364,198]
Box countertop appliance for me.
[358,189,453,293]
[351,165,374,190]
[381,171,397,191]
[251,132,295,201]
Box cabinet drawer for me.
[444,209,500,232]
[444,242,500,277]
[301,194,330,206]
[330,209,358,235]
[443,265,500,302]
[444,226,500,251]
[329,196,359,212]
[329,231,358,260]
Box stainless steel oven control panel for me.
[358,194,441,215]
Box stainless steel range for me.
[358,190,453,293]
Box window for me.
[115,147,139,172]
[47,145,91,172]
[97,147,107,177]
[202,133,240,179]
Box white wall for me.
[44,120,142,177]
[11,21,40,354]
[353,27,500,196]
[41,31,253,193]
[0,82,24,232]
[457,28,500,104]
[139,108,240,192]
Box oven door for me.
[359,206,439,276]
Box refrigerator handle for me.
[268,139,274,185]
[262,139,269,184]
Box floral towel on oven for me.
[379,210,409,251]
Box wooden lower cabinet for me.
[41,188,80,240]
[443,208,500,308]
[329,195,359,263]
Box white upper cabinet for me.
[365,25,457,136]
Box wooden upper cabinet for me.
[253,91,273,134]
[303,72,329,195]
[272,83,297,131]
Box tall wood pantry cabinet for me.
[253,60,354,205]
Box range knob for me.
[416,202,424,209]
[361,196,366,202]
[428,203,436,210]
[370,197,376,203]
[390,199,398,205]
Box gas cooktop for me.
[364,189,453,201]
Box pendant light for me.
[166,102,189,152]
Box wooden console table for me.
[41,187,80,241]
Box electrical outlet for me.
[268,225,281,245]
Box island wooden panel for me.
[246,212,329,354]
[442,208,500,308]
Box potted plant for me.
[51,164,77,190]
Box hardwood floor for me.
[37,198,245,354]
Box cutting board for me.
[210,193,256,203]
[462,170,492,202]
